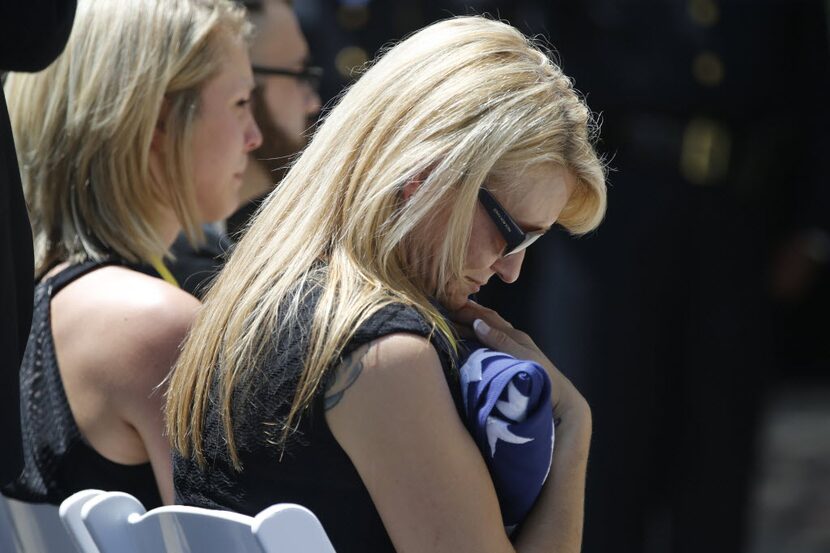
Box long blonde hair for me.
[5,0,250,277]
[166,16,607,469]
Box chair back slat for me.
[138,508,261,552]
[0,494,22,553]
[81,493,146,553]
[4,494,77,553]
[59,489,104,553]
[254,504,337,553]
[70,491,336,553]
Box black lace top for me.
[2,261,162,508]
[173,283,463,553]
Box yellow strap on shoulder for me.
[150,257,179,288]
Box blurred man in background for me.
[170,0,321,296]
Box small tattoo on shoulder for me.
[323,344,370,411]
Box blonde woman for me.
[168,16,605,552]
[2,0,261,507]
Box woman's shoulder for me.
[51,264,199,384]
[325,331,443,410]
[348,300,457,361]
[265,299,438,378]
[352,302,433,341]
[55,264,198,324]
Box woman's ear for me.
[402,167,432,201]
[402,179,419,202]
[151,97,172,152]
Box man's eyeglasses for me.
[478,188,546,257]
[251,65,323,92]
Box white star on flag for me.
[459,349,500,405]
[486,416,533,457]
[496,381,530,422]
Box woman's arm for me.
[451,299,593,552]
[324,331,590,553]
[450,300,586,416]
[54,267,200,505]
[514,401,591,553]
[117,286,200,505]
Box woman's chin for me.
[442,291,468,311]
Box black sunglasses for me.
[251,65,323,92]
[478,188,546,257]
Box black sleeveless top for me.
[173,284,463,553]
[2,260,163,508]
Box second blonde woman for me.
[3,0,261,507]
[169,15,605,553]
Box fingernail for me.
[473,319,490,336]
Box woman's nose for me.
[245,117,263,152]
[493,249,525,284]
[306,89,322,117]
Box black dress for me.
[174,283,463,553]
[2,261,162,508]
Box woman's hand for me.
[450,300,592,552]
[449,299,588,421]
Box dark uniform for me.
[477,2,830,552]
[0,0,77,486]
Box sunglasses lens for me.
[503,232,544,256]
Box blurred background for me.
[295,1,829,552]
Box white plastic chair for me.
[2,493,81,552]
[59,490,104,553]
[0,493,21,552]
[75,491,337,553]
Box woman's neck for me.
[156,207,184,250]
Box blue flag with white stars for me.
[459,346,554,534]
